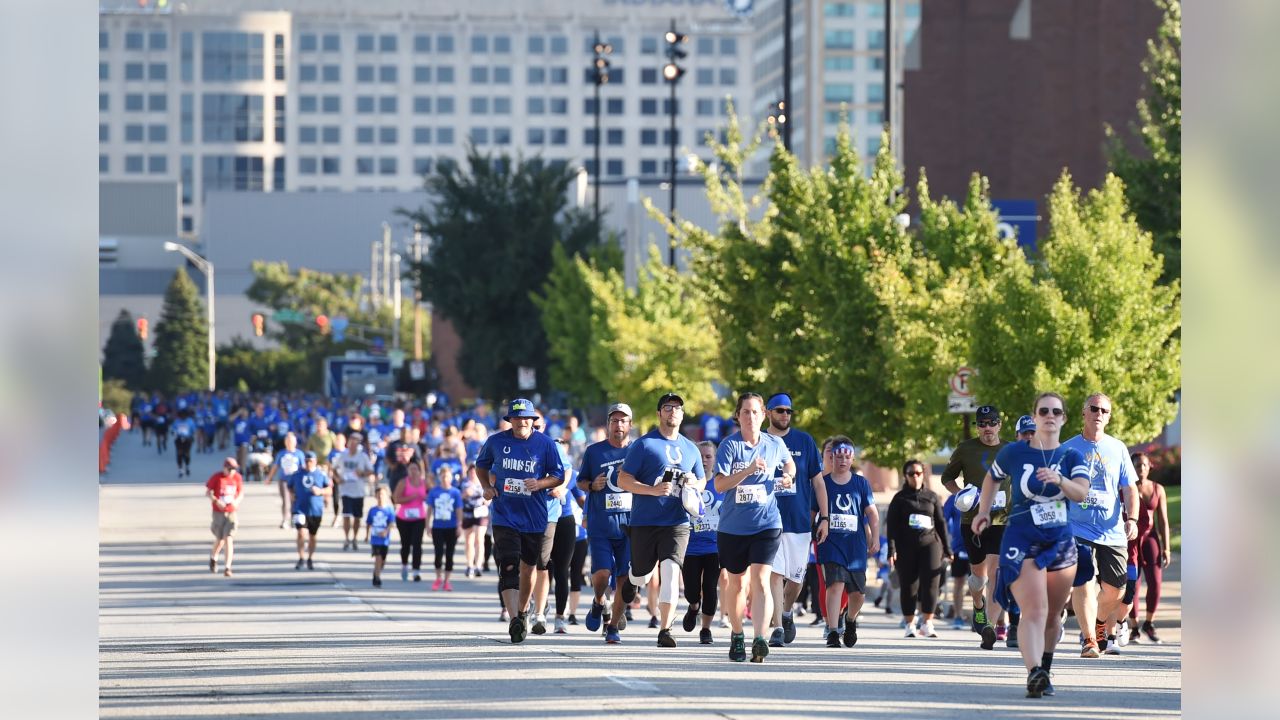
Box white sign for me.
[948,394,978,414]
[388,349,406,369]
[517,366,537,391]
[948,366,977,414]
[409,360,426,381]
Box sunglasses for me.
[1036,407,1065,417]
[976,419,999,428]
[1087,405,1111,415]
[905,470,923,477]
[772,408,793,415]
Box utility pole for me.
[885,0,894,156]
[783,0,793,152]
[412,224,424,360]
[391,253,402,350]
[381,222,392,307]
[370,239,380,307]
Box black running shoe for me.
[648,616,660,629]
[768,627,785,648]
[729,633,747,662]
[568,615,578,626]
[682,603,700,633]
[657,629,676,648]
[625,608,634,621]
[510,613,528,644]
[980,624,997,650]
[782,614,797,644]
[699,628,713,645]
[372,575,382,587]
[306,558,315,571]
[1043,678,1056,697]
[295,559,305,570]
[1142,620,1162,644]
[1026,667,1051,698]
[826,630,841,648]
[750,637,769,663]
[1007,623,1019,649]
[843,617,858,647]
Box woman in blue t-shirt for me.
[683,440,724,645]
[972,391,1090,699]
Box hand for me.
[777,473,794,490]
[214,499,225,510]
[653,481,673,497]
[751,457,768,474]
[867,535,881,557]
[1034,467,1061,485]
[549,484,566,499]
[523,478,541,493]
[971,512,990,535]
[591,474,608,491]
[1125,519,1139,541]
[1160,551,1171,569]
[312,486,322,495]
[482,486,497,501]
[814,521,828,545]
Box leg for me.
[398,519,412,568]
[725,572,747,634]
[1140,536,1163,622]
[919,542,944,623]
[444,528,458,580]
[223,537,235,570]
[411,520,425,572]
[657,558,681,630]
[701,554,720,628]
[748,563,774,641]
[295,528,306,559]
[897,546,922,626]
[769,572,787,627]
[1009,560,1049,671]
[825,582,846,632]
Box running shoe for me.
[372,574,381,587]
[782,614,797,643]
[306,558,314,571]
[826,630,841,648]
[1103,637,1121,655]
[979,624,996,650]
[444,581,454,591]
[568,615,578,625]
[768,627,785,647]
[729,633,747,662]
[510,614,528,644]
[351,540,358,551]
[1129,624,1142,645]
[718,616,730,629]
[750,636,770,663]
[625,607,634,621]
[648,616,660,629]
[432,578,442,591]
[616,611,627,632]
[555,617,568,635]
[1007,623,1019,648]
[223,568,233,578]
[1043,677,1056,697]
[401,565,409,581]
[972,606,989,633]
[1142,620,1162,643]
[499,609,509,622]
[1026,667,1051,699]
[209,557,216,572]
[413,573,422,582]
[951,616,966,630]
[904,624,918,638]
[920,621,938,638]
[1115,620,1130,647]
[605,626,621,644]
[531,614,547,635]
[657,629,676,647]
[699,628,713,645]
[995,624,1008,641]
[1080,640,1101,658]
[683,602,700,633]
[809,615,824,626]
[586,602,605,632]
[843,617,858,647]
[1095,621,1109,651]
[899,617,909,629]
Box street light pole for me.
[783,0,793,152]
[662,21,687,267]
[163,241,215,392]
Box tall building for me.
[98,0,756,242]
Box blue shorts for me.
[994,524,1077,613]
[589,533,630,577]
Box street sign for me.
[409,360,426,381]
[992,199,1039,252]
[517,366,536,391]
[388,349,406,369]
[948,366,977,414]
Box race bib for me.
[604,492,632,511]
[908,513,933,530]
[1084,489,1114,508]
[992,490,1007,510]
[403,507,422,520]
[473,505,490,518]
[257,429,269,438]
[220,493,236,506]
[503,477,532,496]
[692,513,719,533]
[1030,500,1068,527]
[830,513,858,532]
[736,484,766,504]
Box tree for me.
[101,308,147,390]
[216,337,310,392]
[533,240,621,408]
[401,147,601,401]
[1107,0,1180,284]
[148,268,207,394]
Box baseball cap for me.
[607,402,633,419]
[656,392,684,411]
[1015,415,1036,434]
[304,451,318,461]
[976,405,1000,422]
[222,457,239,470]
[766,393,793,410]
[504,398,539,420]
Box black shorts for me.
[949,556,971,578]
[1073,538,1127,589]
[294,514,323,535]
[493,523,556,570]
[717,528,782,575]
[628,524,691,577]
[961,524,1006,564]
[341,496,365,519]
[371,544,389,559]
[822,563,867,593]
[462,516,489,530]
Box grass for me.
[1166,484,1181,553]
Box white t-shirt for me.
[336,451,375,498]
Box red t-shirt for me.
[206,471,244,512]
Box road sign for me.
[517,366,536,391]
[388,349,406,369]
[948,395,978,413]
[992,199,1039,252]
[948,366,977,414]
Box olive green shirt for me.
[941,437,1011,525]
[305,432,334,466]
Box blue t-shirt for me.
[942,494,967,558]
[475,430,565,533]
[621,430,704,527]
[172,418,196,439]
[248,415,272,442]
[990,441,1090,544]
[274,449,305,485]
[232,417,251,445]
[1060,433,1136,547]
[771,428,822,533]
[366,505,396,546]
[427,486,463,529]
[687,484,725,556]
[579,439,632,540]
[816,473,875,571]
[431,457,464,480]
[714,432,791,535]
[290,469,331,517]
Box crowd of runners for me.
[137,386,1173,699]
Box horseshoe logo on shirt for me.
[503,446,511,455]
[605,464,622,493]
[665,445,683,466]
[834,493,854,514]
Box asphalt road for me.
[100,430,1182,718]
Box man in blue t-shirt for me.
[289,452,332,571]
[475,398,566,644]
[577,402,635,641]
[616,393,705,648]
[763,392,828,647]
[266,433,306,530]
[1061,392,1140,657]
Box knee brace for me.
[499,563,520,593]
[658,559,681,605]
[967,574,987,594]
[628,568,654,590]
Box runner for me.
[204,457,243,577]
[365,486,396,587]
[887,459,950,638]
[1127,451,1171,643]
[973,391,1090,698]
[713,392,798,662]
[940,404,1010,650]
[426,464,464,591]
[288,452,333,571]
[336,432,377,551]
[1062,392,1140,658]
[616,392,705,649]
[683,440,724,645]
[547,439,586,633]
[763,393,827,647]
[172,411,196,478]
[475,398,566,644]
[578,403,635,643]
[816,437,876,650]
[393,461,429,582]
[326,432,347,526]
[265,432,305,530]
[461,464,492,577]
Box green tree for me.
[216,337,310,392]
[148,268,207,394]
[1107,0,1180,284]
[401,148,601,401]
[968,172,1181,442]
[533,240,621,407]
[101,308,147,390]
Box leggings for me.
[1129,534,1163,617]
[682,552,720,617]
[484,530,494,568]
[396,518,425,570]
[432,527,458,571]
[175,437,193,469]
[570,538,588,592]
[896,541,944,617]
[549,516,577,615]
[807,562,825,619]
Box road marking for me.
[606,676,659,692]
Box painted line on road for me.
[606,675,659,693]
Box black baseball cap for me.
[656,392,684,411]
[976,405,1000,422]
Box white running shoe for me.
[920,620,938,638]
[904,624,917,638]
[554,617,568,634]
[1115,620,1130,647]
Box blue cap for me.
[1015,415,1036,434]
[304,451,318,460]
[766,393,793,410]
[504,398,539,420]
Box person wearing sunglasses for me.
[972,391,1091,698]
[1061,393,1141,658]
[941,404,1010,650]
[815,437,878,650]
[887,460,950,639]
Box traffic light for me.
[315,314,330,334]
[663,26,687,82]
[136,317,148,341]
[767,101,788,137]
[251,313,264,337]
[593,35,612,86]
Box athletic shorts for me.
[211,511,238,539]
[1072,538,1127,589]
[770,531,811,583]
[371,544,389,560]
[294,514,323,535]
[949,556,971,578]
[995,525,1078,612]
[628,524,691,577]
[961,524,1006,564]
[341,496,366,519]
[589,533,631,577]
[822,563,866,593]
[462,517,489,530]
[718,528,782,575]
[493,523,556,570]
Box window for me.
[149,63,167,81]
[825,2,855,17]
[148,93,166,111]
[494,97,511,114]
[697,37,714,55]
[640,159,657,175]
[275,95,285,143]
[494,66,511,84]
[549,128,567,145]
[867,109,884,125]
[379,65,397,83]
[663,98,679,114]
[719,68,737,85]
[273,156,285,190]
[413,96,432,114]
[125,155,144,174]
[720,37,737,56]
[299,157,318,175]
[100,94,109,111]
[824,110,845,125]
[202,155,265,191]
[379,34,397,53]
[182,216,194,233]
[323,34,340,52]
[824,84,854,103]
[148,155,167,174]
[414,157,433,175]
[125,123,145,142]
[494,35,511,53]
[720,97,734,116]
[528,67,545,84]
[126,32,144,50]
[126,63,145,81]
[100,62,108,80]
[527,128,545,145]
[584,98,597,115]
[299,126,318,144]
[870,56,884,71]
[640,129,657,145]
[606,159,623,176]
[663,129,679,145]
[867,30,885,51]
[583,128,597,144]
[322,64,340,82]
[357,65,375,83]
[298,95,317,113]
[150,32,167,51]
[414,65,431,83]
[641,37,657,55]
[413,127,432,144]
[437,127,455,144]
[322,157,340,174]
[471,127,489,144]
[201,32,265,81]
[641,68,657,84]
[471,66,489,84]
[606,128,623,146]
[97,124,110,142]
[867,2,885,18]
[125,94,144,111]
[180,94,193,142]
[825,56,855,71]
[356,96,374,113]
[181,32,193,82]
[357,34,375,52]
[437,96,455,114]
[867,137,882,156]
[147,124,167,142]
[321,95,341,113]
[300,64,318,82]
[379,127,397,144]
[436,66,454,83]
[201,94,265,142]
[356,157,375,174]
[437,34,454,53]
[696,98,715,116]
[607,98,624,115]
[100,31,109,50]
[299,34,317,52]
[322,126,340,143]
[528,35,544,54]
[494,127,511,145]
[356,126,374,144]
[696,68,714,86]
[274,34,285,81]
[640,98,658,115]
[549,36,568,54]
[866,83,884,103]
[470,97,489,114]
[527,97,545,114]
[180,155,193,203]
[471,35,488,53]
[609,68,624,84]
[549,67,568,84]
[825,30,855,49]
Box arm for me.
[206,485,224,511]
[864,502,881,557]
[1157,484,1172,567]
[476,466,497,500]
[618,469,667,497]
[714,455,768,494]
[455,494,464,528]
[810,472,829,544]
[884,497,901,560]
[392,479,408,505]
[1120,484,1140,541]
[934,496,951,558]
[940,451,964,495]
[970,471,999,534]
